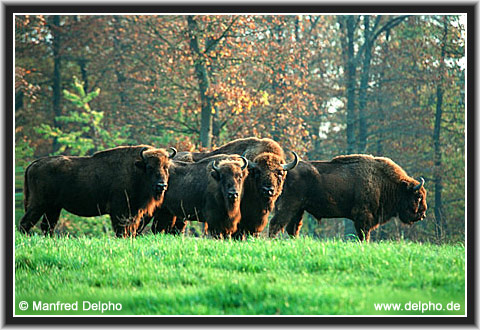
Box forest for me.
[14,14,466,243]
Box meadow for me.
[14,232,465,316]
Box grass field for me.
[14,232,465,316]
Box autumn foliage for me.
[14,14,466,242]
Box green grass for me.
[14,233,465,316]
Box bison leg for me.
[109,214,130,238]
[19,207,45,234]
[40,208,61,236]
[151,207,176,234]
[112,220,125,238]
[236,214,269,238]
[136,215,153,235]
[354,225,371,242]
[353,219,373,242]
[285,215,304,237]
[231,230,246,240]
[171,219,187,235]
[269,208,304,238]
[268,215,284,238]
[351,207,375,242]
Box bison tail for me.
[23,161,34,211]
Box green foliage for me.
[15,234,465,315]
[35,76,131,156]
[14,139,35,168]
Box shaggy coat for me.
[148,155,249,238]
[235,151,297,238]
[19,145,174,237]
[268,154,427,241]
[174,137,285,162]
[172,137,297,238]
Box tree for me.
[14,14,466,242]
[36,76,130,155]
[186,15,215,148]
[48,15,63,152]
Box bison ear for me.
[401,180,414,191]
[135,159,146,171]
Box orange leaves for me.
[219,48,231,58]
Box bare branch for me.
[204,16,239,55]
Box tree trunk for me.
[15,91,23,111]
[112,16,129,110]
[433,17,448,240]
[187,15,213,148]
[51,15,62,152]
[357,15,372,153]
[78,59,89,93]
[375,29,391,157]
[339,15,358,237]
[344,16,357,155]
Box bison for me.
[18,145,176,237]
[268,154,427,242]
[146,155,249,238]
[159,137,298,238]
[236,150,298,238]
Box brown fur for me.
[332,154,412,184]
[147,154,249,238]
[19,145,173,237]
[173,137,297,238]
[175,137,286,162]
[235,152,290,238]
[123,195,164,237]
[269,154,428,242]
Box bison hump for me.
[331,154,375,164]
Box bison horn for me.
[413,177,425,191]
[139,147,149,161]
[212,160,221,172]
[239,156,248,170]
[281,151,299,171]
[169,147,177,159]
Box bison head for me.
[248,151,298,211]
[135,147,177,200]
[398,177,428,224]
[211,156,249,211]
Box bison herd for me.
[18,137,427,242]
